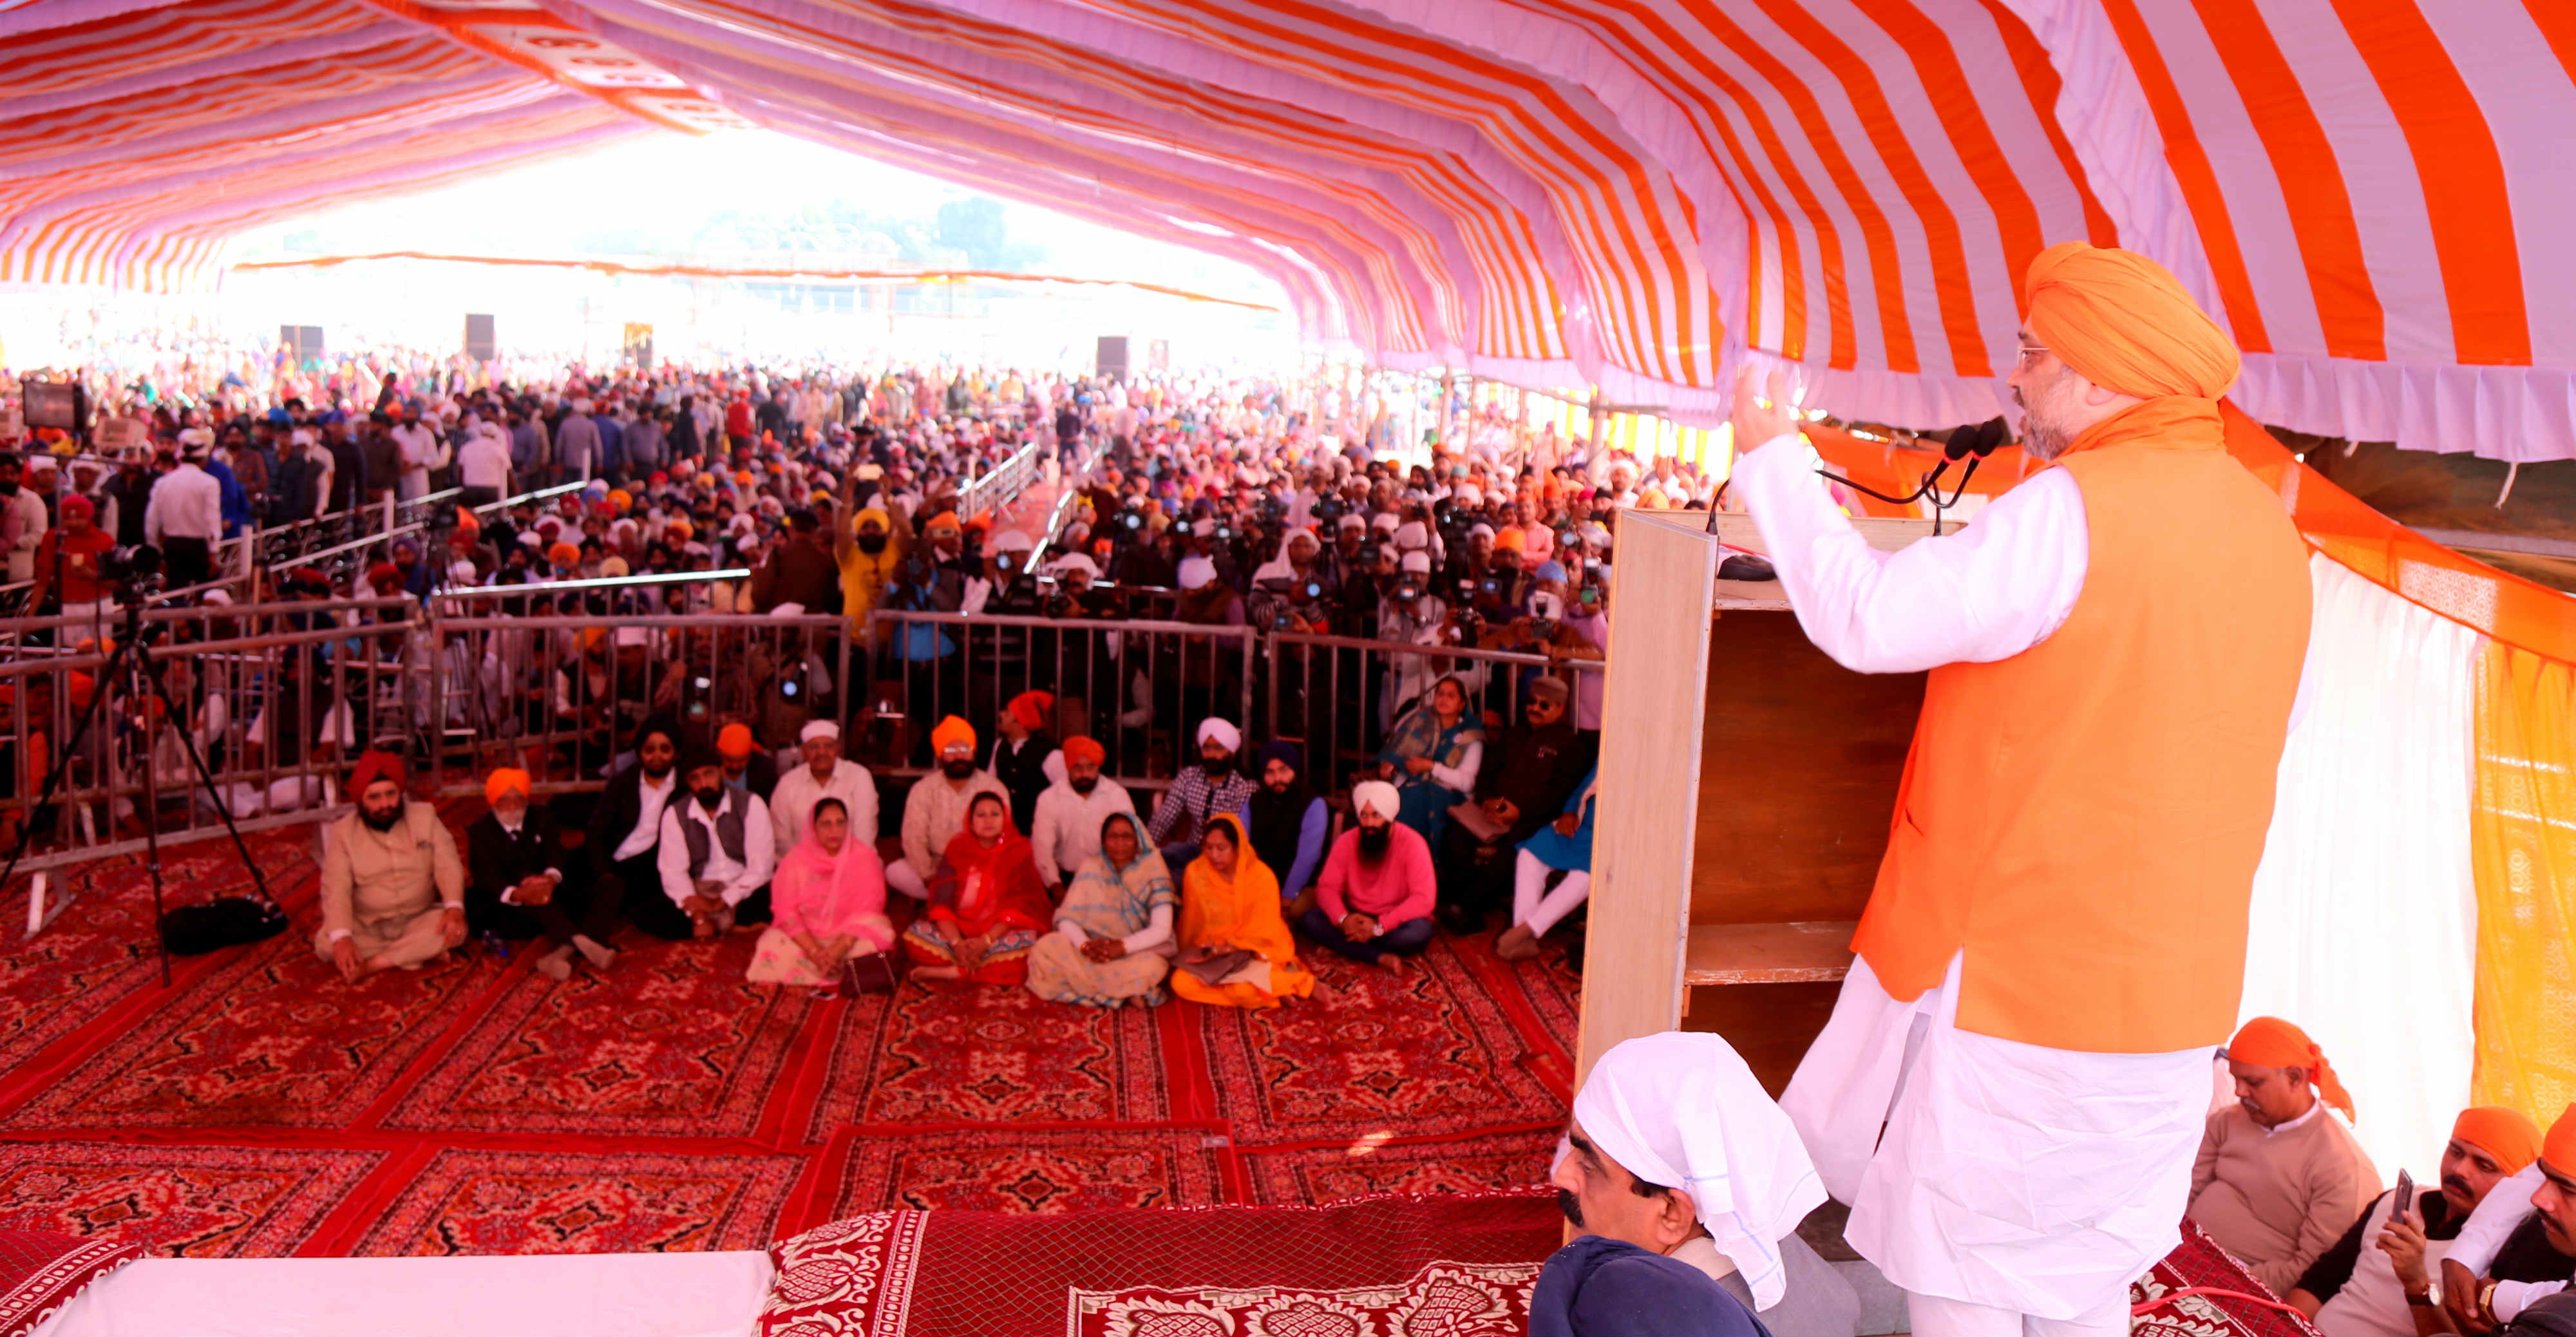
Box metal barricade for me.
[0,597,420,877]
[864,609,1256,785]
[420,609,855,795]
[956,439,1044,519]
[1260,631,1605,797]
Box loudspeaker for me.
[1095,336,1128,381]
[464,313,495,361]
[280,325,324,362]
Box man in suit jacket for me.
[587,716,686,939]
[469,768,620,980]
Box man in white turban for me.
[1144,716,1252,871]
[1300,779,1437,971]
[1544,1032,1862,1336]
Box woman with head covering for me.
[1168,813,1314,1010]
[1374,674,1484,848]
[1025,811,1175,1007]
[750,797,893,991]
[902,791,1051,984]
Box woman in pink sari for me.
[749,797,893,991]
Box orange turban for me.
[931,715,976,756]
[2454,1106,2544,1175]
[717,723,755,758]
[2228,1017,2354,1123]
[1061,735,1105,767]
[546,542,581,567]
[2544,1104,2576,1176]
[484,768,531,805]
[1007,690,1054,733]
[2022,242,2239,401]
[1493,527,1526,553]
[924,512,962,536]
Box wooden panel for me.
[1693,611,1924,925]
[1575,509,1719,1088]
[1684,921,1856,985]
[1681,982,1843,1097]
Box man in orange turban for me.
[2435,1105,2576,1331]
[990,690,1056,831]
[465,765,620,981]
[1030,734,1135,896]
[2287,1103,2540,1329]
[1731,240,2313,1335]
[2188,1018,2383,1295]
[887,715,1005,902]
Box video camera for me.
[100,544,164,603]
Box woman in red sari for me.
[902,791,1052,985]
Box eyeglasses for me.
[2015,343,2050,371]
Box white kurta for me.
[1737,439,2224,1318]
[2443,1164,2561,1322]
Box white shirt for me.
[656,790,775,908]
[143,463,223,543]
[1028,777,1138,886]
[457,430,511,490]
[768,758,880,858]
[392,422,440,488]
[612,771,678,862]
[2443,1164,2561,1322]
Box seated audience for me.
[1439,675,1587,933]
[1299,780,1436,971]
[2289,1105,2541,1334]
[465,766,620,980]
[715,721,778,799]
[889,716,1007,900]
[1239,739,1327,918]
[2439,1105,2576,1334]
[316,750,465,982]
[587,716,685,926]
[1146,717,1255,867]
[987,690,1056,832]
[1539,1031,1857,1337]
[1169,813,1314,1009]
[768,719,878,858]
[1500,766,1596,963]
[902,791,1049,984]
[1030,735,1135,895]
[1025,811,1175,1007]
[643,743,777,940]
[1374,674,1481,848]
[750,797,893,990]
[2191,1016,2384,1295]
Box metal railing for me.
[1263,631,1604,798]
[956,437,1045,520]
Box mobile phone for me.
[2392,1169,2414,1222]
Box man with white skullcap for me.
[1540,1032,1862,1336]
[1146,717,1254,871]
[1298,779,1436,971]
[766,718,879,859]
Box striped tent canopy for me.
[5,0,2571,460]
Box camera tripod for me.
[0,594,278,985]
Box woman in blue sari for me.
[1374,674,1483,848]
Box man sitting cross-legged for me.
[2190,1016,2384,1297]
[1535,1031,1858,1337]
[465,766,621,980]
[639,743,776,940]
[1296,780,1435,972]
[314,750,465,983]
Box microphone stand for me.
[1814,418,2008,536]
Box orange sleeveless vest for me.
[1848,399,2311,1054]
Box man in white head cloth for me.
[1145,716,1255,869]
[766,719,879,859]
[1545,1032,1862,1336]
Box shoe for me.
[1494,925,1541,962]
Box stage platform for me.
[0,800,1583,1257]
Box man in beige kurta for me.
[314,751,465,980]
[2188,1016,2383,1295]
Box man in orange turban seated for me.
[1732,242,2313,1335]
[2284,1101,2540,1332]
[2435,1105,2576,1332]
[886,715,1006,901]
[2189,1018,2383,1296]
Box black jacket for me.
[587,763,677,875]
[466,808,574,923]
[985,734,1054,832]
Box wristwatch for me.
[2407,1279,2441,1307]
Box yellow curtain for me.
[2470,641,2576,1117]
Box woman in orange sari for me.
[1170,813,1315,1009]
[902,792,1052,985]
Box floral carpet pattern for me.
[0,811,1586,1258]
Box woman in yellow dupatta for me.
[1170,813,1315,1009]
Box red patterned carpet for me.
[0,810,1582,1259]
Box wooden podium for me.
[1576,509,1937,1092]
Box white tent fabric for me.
[2240,555,2483,1182]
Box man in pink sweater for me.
[1298,780,1437,971]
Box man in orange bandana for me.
[2286,1103,2540,1331]
[1732,242,2314,1334]
[2438,1105,2576,1332]
[2189,1018,2383,1295]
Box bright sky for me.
[229,129,1290,309]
